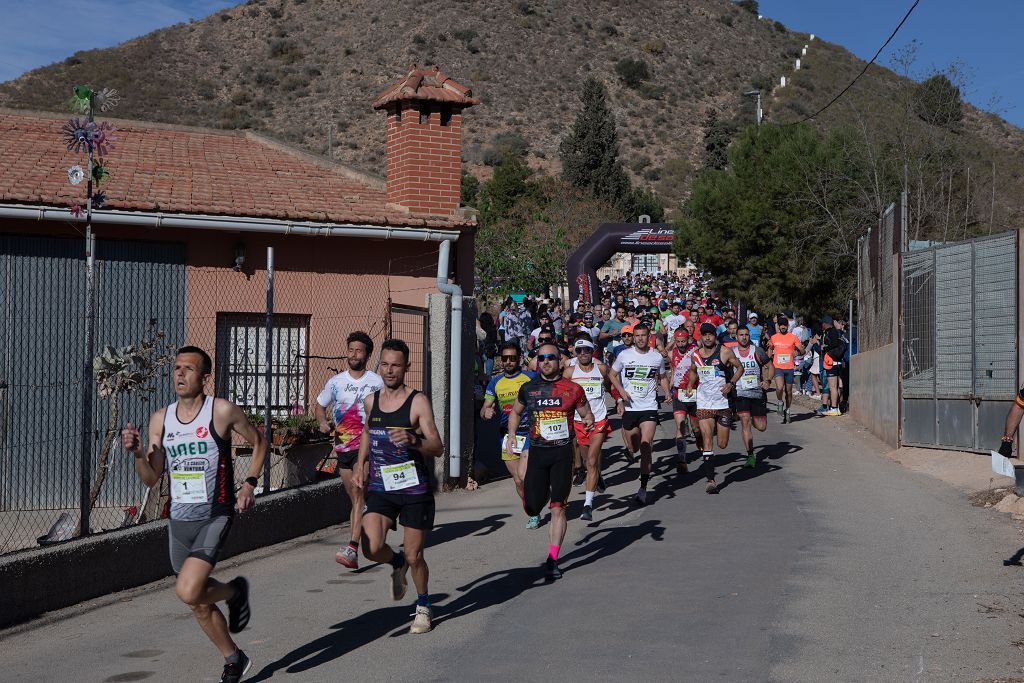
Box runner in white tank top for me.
[564,336,612,521]
[121,346,268,680]
[687,323,745,494]
[733,326,772,468]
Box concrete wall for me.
[427,293,476,487]
[0,479,349,629]
[849,342,899,448]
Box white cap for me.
[748,312,759,319]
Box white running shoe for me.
[632,488,647,506]
[409,605,433,634]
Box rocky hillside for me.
[2,0,1022,215]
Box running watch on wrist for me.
[244,476,259,488]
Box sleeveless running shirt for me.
[734,345,766,399]
[162,395,234,521]
[366,390,431,496]
[692,346,729,410]
[570,362,607,422]
[671,342,697,403]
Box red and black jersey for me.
[516,376,587,448]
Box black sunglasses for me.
[538,338,553,344]
[574,348,593,355]
[537,353,559,362]
[500,355,519,361]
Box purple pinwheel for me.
[91,191,106,209]
[62,117,95,154]
[91,122,116,157]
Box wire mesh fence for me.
[0,234,418,556]
[857,200,899,353]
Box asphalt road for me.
[4,402,1024,682]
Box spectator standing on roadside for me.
[818,315,847,417]
[746,312,763,347]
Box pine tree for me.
[559,77,633,217]
[701,109,736,171]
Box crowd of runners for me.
[118,269,853,681]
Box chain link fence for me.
[0,234,411,555]
[857,200,899,352]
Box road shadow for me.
[431,566,550,627]
[426,513,510,549]
[248,592,453,680]
[715,441,800,491]
[560,519,665,571]
[1004,547,1024,566]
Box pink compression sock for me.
[549,544,560,561]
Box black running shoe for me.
[580,505,593,521]
[596,476,607,494]
[226,577,250,634]
[544,557,562,579]
[572,469,586,487]
[220,651,252,683]
[676,460,688,474]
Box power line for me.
[796,0,922,123]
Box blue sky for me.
[0,1,233,82]
[1,1,1021,128]
[761,0,1024,127]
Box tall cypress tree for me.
[559,77,633,217]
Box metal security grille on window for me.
[216,314,310,417]
[631,254,659,274]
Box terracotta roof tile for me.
[0,109,473,230]
[373,65,481,109]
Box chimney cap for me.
[373,64,480,110]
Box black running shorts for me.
[523,444,573,516]
[620,410,659,430]
[364,491,436,530]
[733,395,768,417]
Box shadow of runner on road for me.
[431,566,549,627]
[426,514,510,549]
[560,519,665,572]
[247,592,453,680]
[716,441,800,492]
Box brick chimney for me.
[373,65,479,217]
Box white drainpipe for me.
[435,239,462,479]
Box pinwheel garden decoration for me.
[61,85,120,218]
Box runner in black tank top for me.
[355,339,445,635]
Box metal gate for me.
[389,305,430,394]
[900,231,1017,450]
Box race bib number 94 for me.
[381,461,420,491]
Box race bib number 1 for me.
[170,471,206,504]
[381,461,420,491]
[696,365,716,382]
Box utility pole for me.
[327,123,333,158]
[744,90,762,126]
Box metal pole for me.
[756,91,762,126]
[79,93,96,537]
[263,246,274,494]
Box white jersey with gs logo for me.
[612,347,665,412]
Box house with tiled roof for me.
[0,66,477,543]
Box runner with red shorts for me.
[565,336,612,521]
[507,344,594,579]
[668,326,699,474]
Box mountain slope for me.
[2,0,1021,219]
